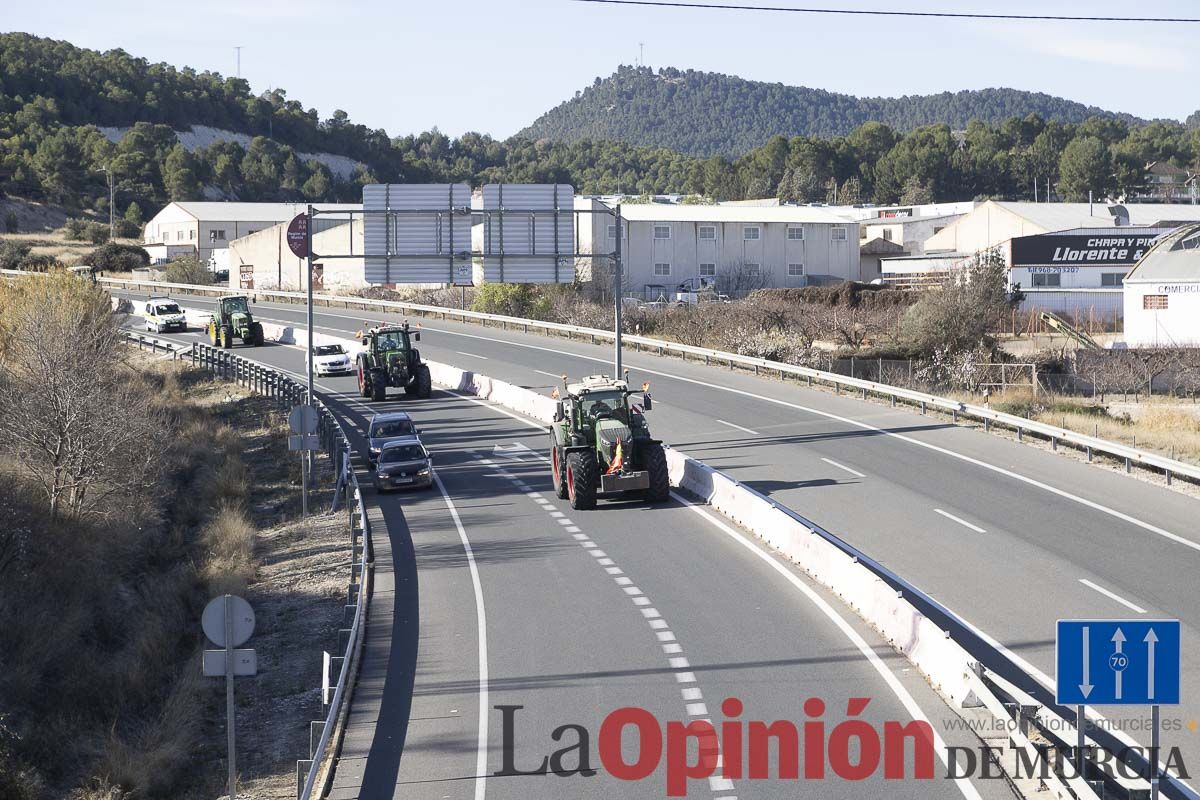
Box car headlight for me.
[417,467,431,476]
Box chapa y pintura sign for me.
[1011,232,1163,268]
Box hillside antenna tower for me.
[235,46,242,78]
[639,42,644,65]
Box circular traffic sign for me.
[286,213,309,258]
[202,595,256,648]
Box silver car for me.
[373,437,433,492]
[367,411,418,466]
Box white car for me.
[144,298,188,332]
[308,343,354,376]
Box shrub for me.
[472,282,551,319]
[900,252,1012,356]
[162,257,213,285]
[752,282,915,309]
[64,218,109,243]
[84,242,151,272]
[4,211,17,234]
[114,218,140,239]
[0,240,32,269]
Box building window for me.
[787,227,804,240]
[743,226,760,240]
[698,225,716,240]
[210,229,227,242]
[1101,273,1125,287]
[699,263,716,276]
[1032,273,1061,288]
[788,263,804,276]
[176,230,183,241]
[745,263,761,275]
[188,229,195,240]
[860,227,869,240]
[654,225,671,240]
[882,229,894,242]
[654,262,671,276]
[831,227,848,241]
[1144,295,1169,310]
[607,225,616,239]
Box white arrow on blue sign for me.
[1056,619,1180,706]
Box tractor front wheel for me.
[566,450,598,510]
[357,363,371,397]
[370,370,387,402]
[208,323,219,346]
[550,438,569,499]
[249,322,264,346]
[643,443,670,503]
[408,364,432,399]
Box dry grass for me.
[953,388,1200,467]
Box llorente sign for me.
[1012,233,1162,267]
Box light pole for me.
[100,166,115,238]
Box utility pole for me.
[612,205,623,377]
[100,166,114,238]
[234,46,242,79]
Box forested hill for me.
[519,66,1146,157]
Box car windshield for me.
[580,390,626,421]
[370,420,414,438]
[314,345,345,356]
[380,445,425,464]
[224,297,249,314]
[155,303,181,314]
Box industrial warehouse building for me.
[575,199,861,297]
[1122,224,1200,347]
[142,202,357,264]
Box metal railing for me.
[122,330,192,358]
[182,341,370,800]
[102,276,1200,485]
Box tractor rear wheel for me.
[370,370,387,402]
[566,450,598,510]
[220,325,233,348]
[408,364,432,399]
[643,443,670,503]
[550,437,569,499]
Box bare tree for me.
[717,262,773,296]
[0,273,169,519]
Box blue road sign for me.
[1056,620,1180,706]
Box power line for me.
[571,0,1200,24]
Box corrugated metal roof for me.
[613,204,852,224]
[172,201,360,222]
[995,201,1200,231]
[1123,223,1200,283]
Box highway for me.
[129,313,1011,798]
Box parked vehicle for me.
[366,411,419,466]
[308,343,353,376]
[373,437,434,492]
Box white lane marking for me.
[715,418,759,436]
[673,491,984,800]
[682,687,703,700]
[641,608,660,618]
[821,457,866,478]
[534,369,562,379]
[1079,579,1148,614]
[456,350,489,360]
[934,508,986,534]
[432,472,489,800]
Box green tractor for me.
[355,322,433,402]
[206,295,264,348]
[549,374,670,510]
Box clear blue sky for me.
[6,0,1198,140]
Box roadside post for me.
[202,594,257,800]
[1056,619,1181,797]
[612,203,623,377]
[289,405,320,515]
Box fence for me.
[176,339,370,800]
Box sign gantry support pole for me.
[303,205,315,516]
[1076,704,1086,779]
[613,204,623,378]
[224,594,237,800]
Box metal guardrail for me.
[122,330,192,358]
[177,340,369,800]
[100,276,1200,486]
